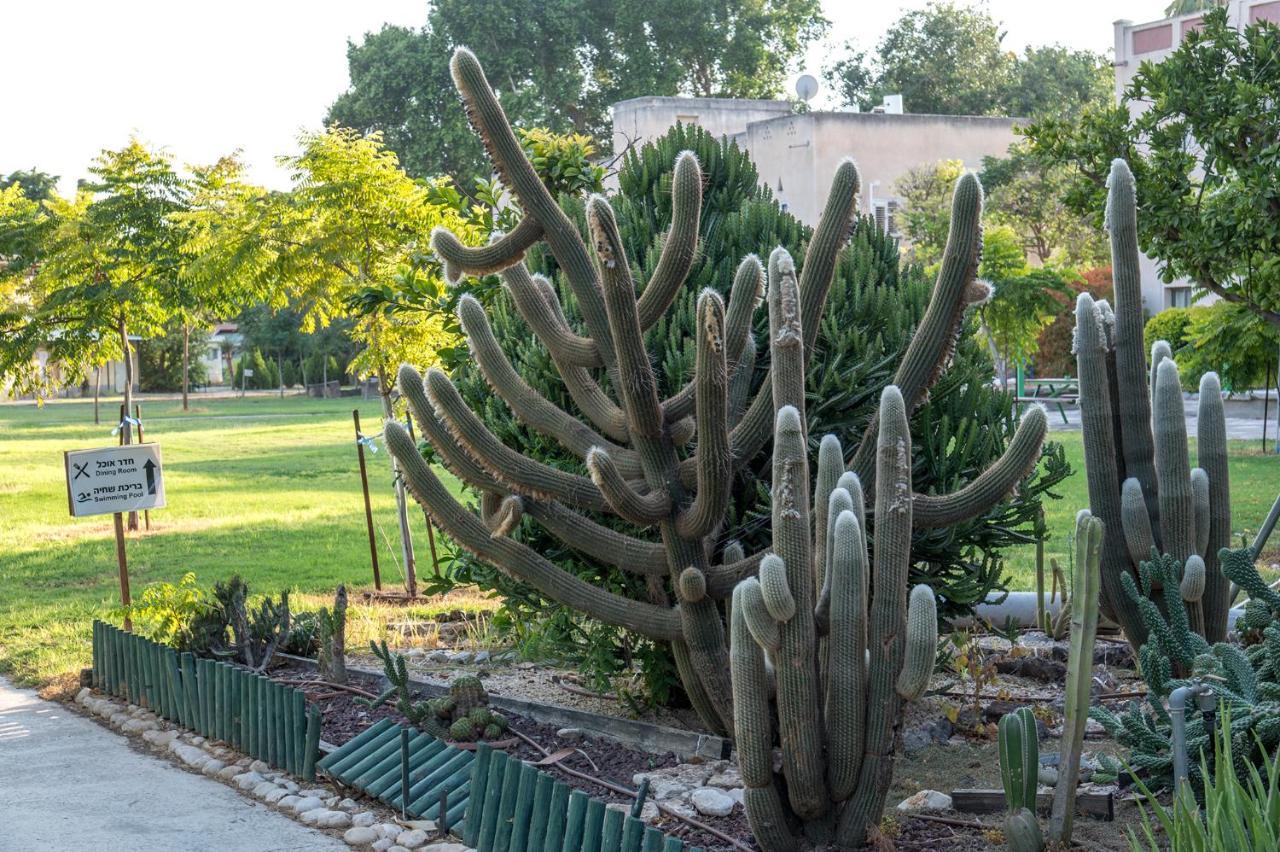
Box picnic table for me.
[1015,376,1079,424]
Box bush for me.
[138,325,209,392]
[1033,266,1112,377]
[1144,306,1195,359]
[443,124,1069,703]
[1178,301,1280,393]
[233,349,279,390]
[126,572,213,650]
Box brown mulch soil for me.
[268,660,753,850]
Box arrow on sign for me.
[143,459,157,495]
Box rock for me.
[428,650,452,664]
[298,788,330,799]
[375,824,403,840]
[142,729,179,748]
[253,781,281,799]
[264,787,291,804]
[422,844,471,852]
[896,790,952,812]
[396,828,430,848]
[451,651,474,665]
[387,847,412,852]
[1085,717,1106,739]
[173,744,209,769]
[339,798,359,811]
[326,796,341,807]
[291,796,325,814]
[250,759,272,774]
[352,812,377,828]
[217,764,241,780]
[121,718,159,734]
[234,771,265,790]
[406,648,427,659]
[902,718,955,755]
[345,826,380,846]
[311,810,353,829]
[371,842,393,852]
[995,655,1067,682]
[706,768,742,789]
[557,728,585,742]
[283,780,300,792]
[690,787,735,817]
[201,760,227,778]
[473,650,491,664]
[76,687,91,704]
[277,795,301,811]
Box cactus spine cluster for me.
[1074,159,1233,650]
[999,706,1043,852]
[381,49,1049,844]
[1048,511,1102,844]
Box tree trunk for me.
[278,352,284,398]
[182,323,190,411]
[379,367,416,597]
[93,367,101,425]
[118,314,138,531]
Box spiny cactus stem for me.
[635,151,702,330]
[499,265,601,367]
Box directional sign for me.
[64,443,166,518]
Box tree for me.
[894,159,965,264]
[1165,0,1221,15]
[824,3,1109,120]
[1,169,59,202]
[825,1,1012,115]
[138,323,209,392]
[194,126,481,594]
[981,143,1109,267]
[328,0,827,181]
[979,265,1077,387]
[1024,8,1280,330]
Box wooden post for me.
[377,369,416,597]
[135,404,150,530]
[114,512,132,632]
[118,313,138,531]
[353,410,382,591]
[93,366,101,425]
[182,323,190,412]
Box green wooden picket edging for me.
[91,620,321,780]
[319,717,705,852]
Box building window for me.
[1168,287,1192,309]
[874,200,900,237]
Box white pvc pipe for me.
[950,591,1246,633]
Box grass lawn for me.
[1,394,1276,690]
[1002,431,1279,586]
[0,393,483,690]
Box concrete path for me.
[1043,397,1277,443]
[0,676,346,852]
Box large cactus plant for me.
[383,48,1047,752]
[1074,158,1233,649]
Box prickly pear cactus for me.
[359,642,508,742]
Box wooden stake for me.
[135,403,150,531]
[114,511,132,632]
[353,409,381,590]
[405,414,441,578]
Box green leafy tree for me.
[979,266,1077,387]
[895,159,966,264]
[138,323,209,392]
[1,169,59,202]
[981,143,1109,267]
[825,2,1109,120]
[1025,8,1280,330]
[1165,0,1221,15]
[328,0,827,180]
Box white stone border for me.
[74,686,475,852]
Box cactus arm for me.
[1191,468,1210,557]
[1049,512,1102,843]
[1197,372,1233,642]
[484,495,524,537]
[910,405,1047,527]
[1120,477,1157,569]
[825,509,868,801]
[636,151,702,330]
[1073,293,1149,647]
[836,385,914,846]
[769,407,826,819]
[675,291,732,539]
[849,172,986,480]
[448,49,616,364]
[813,435,845,596]
[718,162,860,469]
[704,549,769,597]
[1152,358,1194,563]
[385,421,682,640]
[424,368,611,512]
[457,293,643,476]
[586,448,671,525]
[500,266,601,367]
[896,584,937,700]
[732,581,802,852]
[401,363,668,575]
[999,712,1027,812]
[737,576,781,651]
[431,215,542,283]
[1106,160,1162,533]
[727,332,756,427]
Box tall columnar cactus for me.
[1048,511,1102,844]
[730,377,939,849]
[999,706,1044,852]
[383,47,1048,755]
[1073,159,1233,649]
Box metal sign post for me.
[65,443,166,632]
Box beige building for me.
[611,96,1019,232]
[1113,0,1280,313]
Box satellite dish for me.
[795,74,819,103]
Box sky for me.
[1,1,1171,196]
